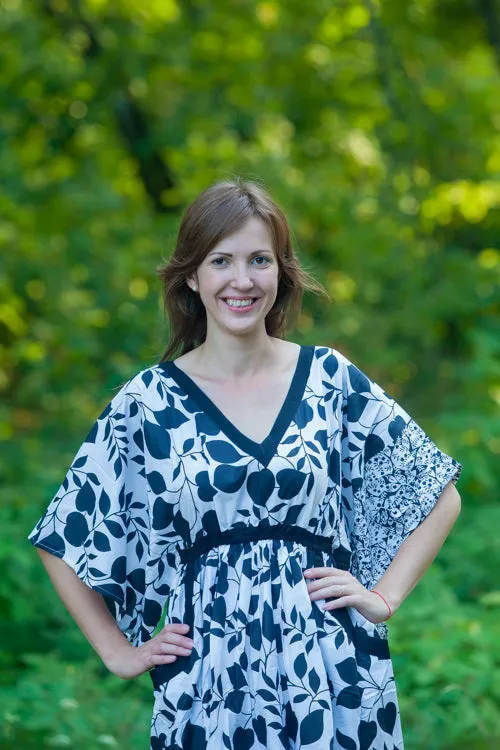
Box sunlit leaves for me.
[2,1,499,747]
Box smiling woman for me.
[183,216,281,338]
[156,178,328,362]
[210,249,273,312]
[29,177,462,750]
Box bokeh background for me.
[2,1,500,748]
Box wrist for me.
[102,640,135,675]
[372,583,402,613]
[371,589,397,619]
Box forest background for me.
[1,0,500,748]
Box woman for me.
[29,178,462,750]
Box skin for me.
[304,478,461,622]
[187,216,462,625]
[36,215,462,680]
[37,548,194,680]
[184,214,286,379]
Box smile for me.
[221,297,259,311]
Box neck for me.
[193,334,285,380]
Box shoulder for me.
[106,363,178,409]
[313,345,381,385]
[312,344,352,377]
[311,345,387,401]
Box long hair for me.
[156,177,329,362]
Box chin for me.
[212,314,267,335]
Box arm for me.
[306,480,461,622]
[372,479,462,613]
[36,548,194,679]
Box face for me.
[187,216,279,337]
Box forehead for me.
[210,216,274,254]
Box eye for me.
[252,256,272,266]
[211,257,228,266]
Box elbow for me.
[446,481,462,519]
[435,480,461,519]
[451,481,461,506]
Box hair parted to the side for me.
[156,177,329,362]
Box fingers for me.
[150,654,178,666]
[158,641,193,656]
[304,567,349,577]
[322,594,358,611]
[306,578,352,598]
[163,624,191,640]
[308,583,350,601]
[164,622,192,639]
[162,627,194,650]
[144,623,194,668]
[304,569,357,588]
[304,567,365,614]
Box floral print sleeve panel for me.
[334,352,462,638]
[28,345,462,750]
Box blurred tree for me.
[1,0,499,747]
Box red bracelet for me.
[371,590,393,619]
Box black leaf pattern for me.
[28,345,461,749]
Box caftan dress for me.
[28,345,462,750]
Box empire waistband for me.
[176,523,352,571]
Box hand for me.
[106,623,194,680]
[304,567,393,624]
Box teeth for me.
[224,298,255,307]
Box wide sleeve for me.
[28,373,149,646]
[338,355,462,597]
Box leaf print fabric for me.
[29,345,462,749]
[28,377,151,645]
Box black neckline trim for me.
[157,344,315,465]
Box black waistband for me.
[176,523,352,569]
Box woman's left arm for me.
[372,480,461,614]
[305,480,461,622]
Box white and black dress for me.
[29,345,462,750]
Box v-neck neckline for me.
[158,344,315,465]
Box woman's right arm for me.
[36,548,194,679]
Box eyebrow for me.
[207,249,274,257]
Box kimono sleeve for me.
[339,356,462,596]
[28,374,149,646]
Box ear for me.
[186,276,198,292]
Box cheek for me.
[201,270,225,291]
[262,267,280,286]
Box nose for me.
[230,263,254,289]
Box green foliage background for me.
[1,0,499,748]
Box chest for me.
[190,375,293,444]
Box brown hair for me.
[156,177,329,362]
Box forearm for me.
[36,548,132,670]
[372,480,462,613]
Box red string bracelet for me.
[371,590,393,619]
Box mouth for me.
[220,297,260,312]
